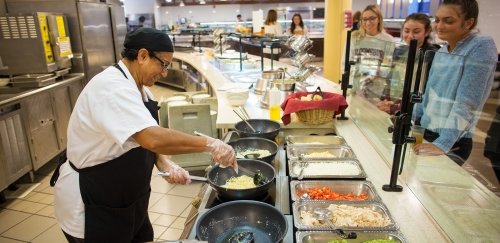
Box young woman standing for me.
[413,0,498,165]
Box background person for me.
[263,9,282,36]
[287,13,308,36]
[236,14,243,22]
[377,13,439,114]
[413,0,498,165]
[355,5,393,42]
[352,11,361,31]
[52,28,237,243]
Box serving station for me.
[169,42,500,242]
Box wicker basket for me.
[296,108,334,125]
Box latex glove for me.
[165,164,191,185]
[205,137,238,171]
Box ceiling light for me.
[200,0,206,4]
[179,0,185,7]
[166,0,172,2]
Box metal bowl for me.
[262,69,285,79]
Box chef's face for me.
[434,5,473,43]
[403,20,428,48]
[139,50,173,87]
[362,10,379,36]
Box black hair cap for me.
[123,27,174,52]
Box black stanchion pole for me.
[382,39,419,192]
[338,30,353,120]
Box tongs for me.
[233,106,257,133]
[312,86,323,99]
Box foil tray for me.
[290,180,381,202]
[292,201,398,231]
[287,144,356,160]
[288,159,367,179]
[296,230,407,243]
[286,135,346,146]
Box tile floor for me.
[0,84,200,243]
[0,158,203,243]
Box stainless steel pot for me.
[262,69,285,79]
[260,79,295,108]
[254,77,272,95]
[260,87,293,108]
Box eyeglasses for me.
[151,53,171,72]
[362,16,378,22]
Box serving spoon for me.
[313,208,357,239]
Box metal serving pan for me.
[290,180,380,202]
[288,159,367,179]
[292,201,398,231]
[286,135,346,146]
[287,144,355,160]
[296,230,407,243]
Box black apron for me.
[53,64,158,242]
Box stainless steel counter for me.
[0,73,85,106]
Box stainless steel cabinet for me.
[0,104,32,191]
[22,92,60,170]
[52,86,72,149]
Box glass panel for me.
[348,36,500,241]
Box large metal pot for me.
[254,77,272,94]
[196,200,288,243]
[228,137,278,163]
[262,69,285,79]
[207,159,276,200]
[234,119,280,141]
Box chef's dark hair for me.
[442,0,479,30]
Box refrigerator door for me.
[109,3,126,63]
[77,1,115,79]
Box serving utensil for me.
[157,171,207,182]
[233,107,257,133]
[313,208,357,239]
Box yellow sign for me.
[38,14,54,63]
[56,16,66,37]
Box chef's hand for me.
[413,143,445,156]
[205,137,238,170]
[165,164,191,185]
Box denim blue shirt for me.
[414,32,497,152]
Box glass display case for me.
[199,19,325,35]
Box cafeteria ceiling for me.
[158,0,324,6]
